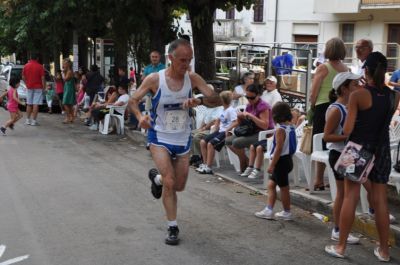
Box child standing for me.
[196,91,237,174]
[323,72,362,245]
[0,77,26,135]
[46,83,55,114]
[55,70,64,114]
[255,102,297,220]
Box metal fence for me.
[214,41,313,111]
[215,41,400,112]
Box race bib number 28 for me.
[165,110,187,132]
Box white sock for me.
[154,174,162,186]
[168,220,177,227]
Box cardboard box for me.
[278,74,298,91]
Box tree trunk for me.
[148,0,165,63]
[188,5,216,80]
[53,48,60,72]
[78,35,88,70]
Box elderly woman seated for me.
[225,84,275,173]
[89,84,129,131]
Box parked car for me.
[0,64,59,111]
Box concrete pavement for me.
[0,111,399,264]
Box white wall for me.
[176,1,400,48]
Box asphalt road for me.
[0,111,399,265]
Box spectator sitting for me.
[389,68,400,92]
[196,91,237,174]
[232,72,254,107]
[89,84,130,131]
[261,75,282,107]
[291,108,306,128]
[190,100,223,168]
[225,84,274,172]
[87,86,118,129]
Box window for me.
[341,23,354,63]
[226,8,235,20]
[253,0,264,22]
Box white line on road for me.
[0,255,29,265]
[0,244,29,264]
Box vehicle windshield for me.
[10,68,22,80]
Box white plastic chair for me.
[309,133,337,200]
[389,170,400,194]
[99,105,127,135]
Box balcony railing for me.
[362,0,400,4]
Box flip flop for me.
[325,245,345,259]
[374,247,390,262]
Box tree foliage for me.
[0,0,255,80]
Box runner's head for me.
[168,39,193,76]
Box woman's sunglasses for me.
[245,95,257,100]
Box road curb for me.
[214,171,400,248]
[124,129,400,248]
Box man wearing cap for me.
[261,75,282,107]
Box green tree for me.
[176,0,255,80]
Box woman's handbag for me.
[393,141,400,173]
[334,141,375,183]
[299,126,313,155]
[233,118,257,137]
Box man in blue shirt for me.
[389,68,400,92]
[142,50,165,80]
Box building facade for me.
[178,0,400,70]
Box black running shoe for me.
[165,226,180,245]
[148,168,162,199]
[0,127,6,135]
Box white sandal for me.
[374,247,390,262]
[325,245,345,259]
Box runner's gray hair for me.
[168,39,191,56]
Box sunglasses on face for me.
[245,95,257,100]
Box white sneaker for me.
[240,167,254,177]
[62,111,65,115]
[275,211,292,221]
[195,164,206,172]
[248,169,263,179]
[198,165,213,174]
[368,212,396,224]
[255,207,274,219]
[30,120,38,126]
[331,229,359,244]
[25,119,31,125]
[89,124,98,131]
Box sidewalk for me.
[124,126,400,248]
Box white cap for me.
[332,72,362,90]
[265,75,277,83]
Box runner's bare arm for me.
[128,73,159,124]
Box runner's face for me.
[170,45,193,75]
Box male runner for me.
[129,39,220,245]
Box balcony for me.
[361,0,400,8]
[214,19,248,41]
[314,0,360,13]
